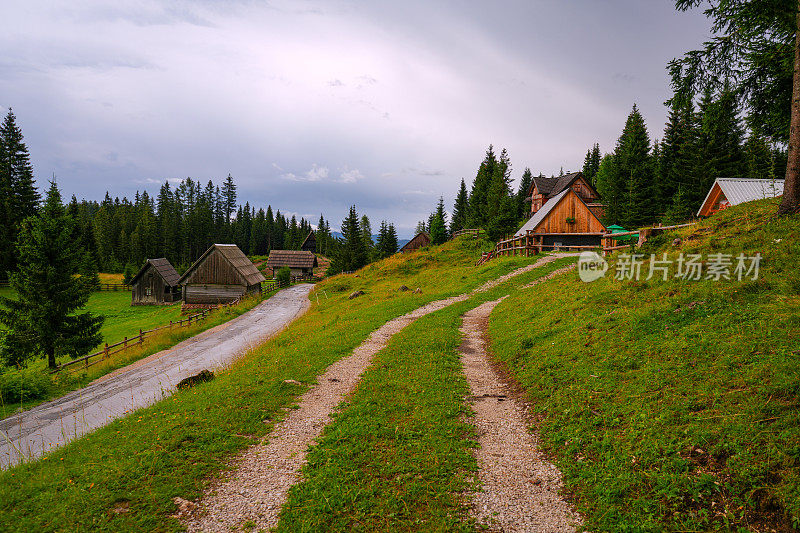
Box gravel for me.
[460,299,582,532]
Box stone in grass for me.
[283,379,303,386]
[171,497,196,518]
[349,290,365,300]
[413,288,422,294]
[672,238,682,247]
[176,369,214,390]
[398,285,409,292]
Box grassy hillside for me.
[0,236,550,532]
[489,198,800,531]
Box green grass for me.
[0,237,548,532]
[277,257,576,532]
[488,198,800,531]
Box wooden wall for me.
[184,284,247,304]
[533,190,605,234]
[698,183,727,217]
[132,264,173,305]
[182,248,246,286]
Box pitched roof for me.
[515,189,570,236]
[697,178,784,216]
[130,258,181,286]
[178,244,266,286]
[528,172,596,199]
[399,231,430,252]
[300,231,316,249]
[266,250,318,269]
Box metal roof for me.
[266,250,318,269]
[130,258,181,286]
[178,244,266,286]
[515,188,570,236]
[697,178,785,216]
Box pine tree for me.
[221,173,237,224]
[0,109,40,279]
[450,179,469,234]
[516,168,533,219]
[329,206,367,274]
[743,131,773,180]
[0,182,103,369]
[386,224,399,255]
[467,145,498,227]
[657,101,701,218]
[582,144,601,184]
[360,214,373,255]
[429,197,448,245]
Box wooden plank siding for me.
[697,182,727,217]
[531,189,605,234]
[182,248,248,286]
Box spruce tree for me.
[0,182,103,369]
[613,105,656,227]
[467,145,498,227]
[582,143,601,184]
[221,173,237,224]
[360,214,373,255]
[429,197,448,245]
[329,206,367,274]
[450,179,469,234]
[697,89,746,196]
[516,168,533,219]
[658,101,700,218]
[386,224,399,255]
[744,131,773,180]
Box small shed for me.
[178,244,266,305]
[697,178,785,217]
[300,231,317,253]
[130,258,181,305]
[515,188,606,249]
[399,231,431,253]
[266,250,318,277]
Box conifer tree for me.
[221,173,237,224]
[329,206,367,274]
[697,89,746,195]
[360,214,373,254]
[744,131,773,180]
[516,168,534,219]
[429,197,448,245]
[450,178,469,234]
[467,145,498,227]
[658,101,700,218]
[0,182,103,369]
[386,223,399,255]
[610,105,656,227]
[582,143,601,184]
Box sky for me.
[0,1,712,238]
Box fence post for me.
[139,329,143,345]
[123,336,128,350]
[104,343,109,359]
[169,319,172,329]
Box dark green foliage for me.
[429,197,448,245]
[467,145,498,228]
[328,206,368,274]
[466,145,519,238]
[360,215,373,256]
[516,167,533,219]
[697,89,746,187]
[744,130,774,180]
[582,143,602,184]
[122,263,137,285]
[374,221,398,259]
[276,266,291,285]
[0,182,103,369]
[221,173,237,224]
[450,178,469,234]
[0,109,40,280]
[658,102,701,218]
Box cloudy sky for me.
[0,1,711,237]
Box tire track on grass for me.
[182,255,574,532]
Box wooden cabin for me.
[265,250,318,277]
[515,188,606,249]
[178,244,265,305]
[300,231,317,253]
[527,172,604,219]
[130,258,181,305]
[399,231,431,253]
[697,178,784,217]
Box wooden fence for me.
[51,279,290,374]
[451,228,485,240]
[0,281,130,291]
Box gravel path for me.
[182,256,572,531]
[460,299,582,532]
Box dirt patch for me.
[460,299,582,532]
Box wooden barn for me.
[697,178,784,217]
[399,231,431,253]
[300,231,317,253]
[527,172,604,220]
[178,244,265,305]
[515,188,607,249]
[266,250,318,277]
[130,258,181,305]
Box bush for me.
[0,368,52,404]
[276,266,291,285]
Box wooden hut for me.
[266,250,318,277]
[697,178,784,217]
[515,188,606,250]
[526,172,604,220]
[399,231,431,253]
[178,244,265,305]
[300,231,317,253]
[130,258,181,305]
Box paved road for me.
[0,284,312,469]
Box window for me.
[145,287,152,296]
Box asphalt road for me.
[0,284,312,469]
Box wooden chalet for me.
[178,244,265,305]
[399,231,431,253]
[515,188,606,249]
[130,258,181,305]
[266,250,318,276]
[527,172,604,220]
[300,231,317,253]
[697,178,784,217]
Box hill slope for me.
[489,197,800,531]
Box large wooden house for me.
[178,244,265,305]
[399,231,431,253]
[130,258,181,305]
[266,250,318,277]
[697,178,784,217]
[527,172,604,220]
[515,188,607,249]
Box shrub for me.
[0,367,52,404]
[276,266,291,285]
